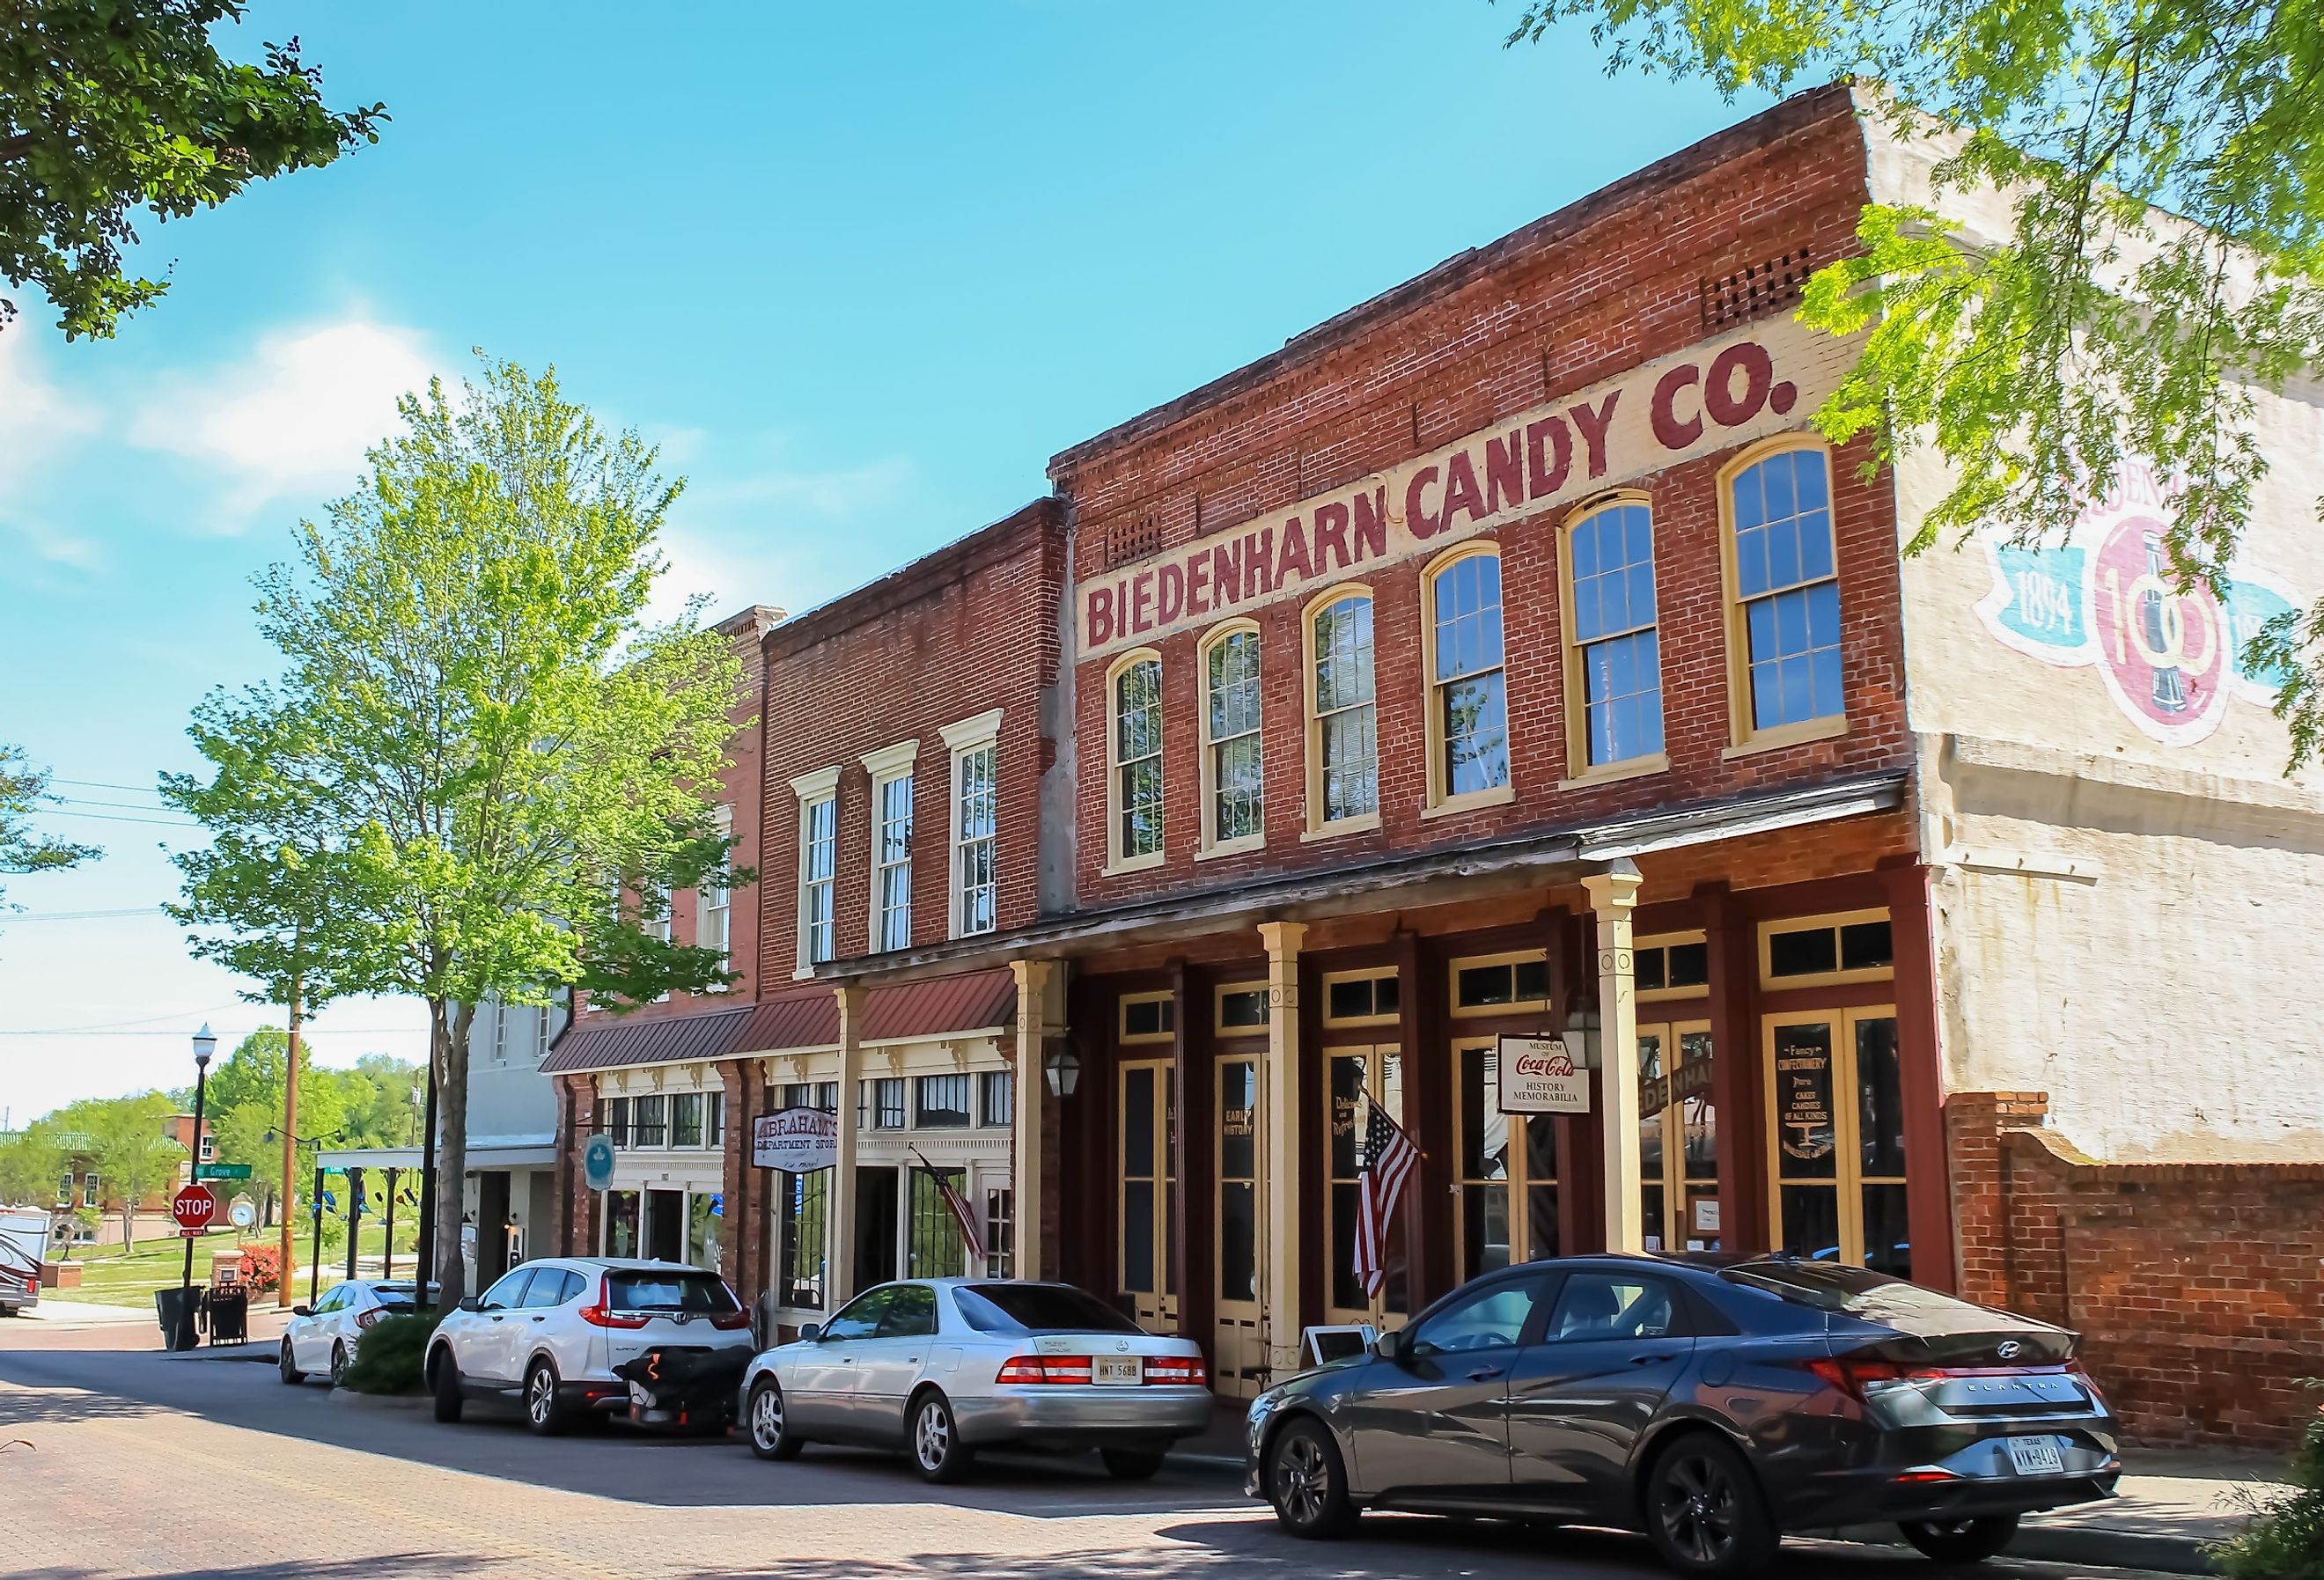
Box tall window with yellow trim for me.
[1308,593,1378,827]
[1565,501,1665,769]
[1730,447,1843,738]
[1201,624,1263,849]
[1425,549,1510,803]
[1110,654,1164,864]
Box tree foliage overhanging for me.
[1,742,99,913]
[0,0,383,338]
[1506,0,2324,768]
[165,354,751,1304]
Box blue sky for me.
[0,3,1770,1121]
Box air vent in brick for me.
[1701,247,1813,332]
[1107,515,1162,570]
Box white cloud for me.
[650,450,918,625]
[0,333,101,498]
[129,318,438,525]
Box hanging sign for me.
[753,1106,838,1172]
[1496,1035,1591,1115]
[582,1132,617,1192]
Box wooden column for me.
[1583,862,1644,1254]
[1698,881,1767,1254]
[826,984,865,1304]
[1880,860,1954,1292]
[1395,929,1452,1308]
[1010,959,1064,1283]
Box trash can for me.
[154,1285,202,1352]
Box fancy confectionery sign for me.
[1079,315,1859,659]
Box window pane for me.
[1667,941,1709,988]
[916,1073,972,1128]
[1769,925,1840,978]
[1780,1184,1840,1261]
[1460,1046,1508,1180]
[1443,672,1511,795]
[1736,453,1842,732]
[1861,1183,1912,1278]
[1840,920,1894,971]
[1313,598,1376,712]
[1214,732,1263,843]
[1462,1183,1511,1279]
[978,1070,1014,1128]
[1319,702,1378,820]
[1856,1016,1906,1177]
[1584,628,1664,765]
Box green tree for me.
[166,356,750,1306]
[1508,1,2324,766]
[71,1092,184,1253]
[333,1055,424,1149]
[2,743,98,914]
[202,1027,346,1225]
[1,1,384,339]
[0,1120,66,1209]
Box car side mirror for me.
[457,1296,481,1313]
[798,1323,821,1342]
[291,1304,312,1318]
[1371,1330,1401,1362]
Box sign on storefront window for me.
[1496,1035,1591,1114]
[753,1106,838,1172]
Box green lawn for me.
[62,1220,422,1309]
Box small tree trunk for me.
[121,1201,136,1256]
[431,999,475,1308]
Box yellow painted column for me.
[826,983,864,1304]
[1010,958,1063,1282]
[1257,919,1307,1381]
[1584,861,1645,1253]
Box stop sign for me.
[171,1184,217,1236]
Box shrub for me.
[2217,1380,2324,1580]
[233,1240,283,1294]
[339,1308,444,1396]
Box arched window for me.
[1109,652,1165,866]
[1565,501,1666,769]
[1727,445,1843,742]
[1201,624,1264,850]
[1307,592,1379,829]
[1426,549,1511,802]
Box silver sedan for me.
[739,1278,1213,1482]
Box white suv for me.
[423,1257,753,1434]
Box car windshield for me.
[1721,1260,1997,1326]
[605,1270,738,1313]
[953,1283,1144,1335]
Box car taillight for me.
[2067,1358,2110,1407]
[709,1309,752,1330]
[1808,1356,2075,1400]
[996,1355,1096,1384]
[579,1275,651,1329]
[1144,1356,1208,1387]
[357,1308,381,1330]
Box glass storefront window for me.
[1217,1057,1258,1304]
[602,1188,640,1259]
[1767,1009,1908,1275]
[777,1170,826,1308]
[907,1165,967,1278]
[688,1190,723,1275]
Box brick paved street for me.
[0,1333,2186,1580]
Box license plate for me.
[2006,1436,2065,1476]
[1093,1356,1141,1386]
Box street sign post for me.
[193,1162,253,1182]
[171,1185,218,1238]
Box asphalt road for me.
[0,1337,2181,1580]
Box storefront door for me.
[1636,1023,1718,1253]
[1324,1046,1407,1327]
[1117,1059,1178,1329]
[1764,1008,1908,1275]
[1452,1038,1561,1281]
[1214,1052,1264,1399]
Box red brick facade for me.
[1949,1091,2324,1449]
[757,501,1064,978]
[1054,86,1907,910]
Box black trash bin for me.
[206,1284,249,1345]
[154,1285,202,1351]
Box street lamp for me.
[180,1025,217,1294]
[1042,1047,1081,1099]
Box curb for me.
[1176,1450,2218,1576]
[327,1387,429,1410]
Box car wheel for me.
[1644,1432,1777,1578]
[430,1348,464,1423]
[1900,1515,2020,1564]
[1100,1447,1166,1481]
[278,1339,305,1385]
[909,1390,972,1484]
[1267,1419,1357,1540]
[329,1342,349,1388]
[523,1358,571,1437]
[746,1378,804,1461]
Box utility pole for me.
[277,948,304,1309]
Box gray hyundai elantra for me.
[1245,1254,2120,1576]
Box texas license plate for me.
[2006,1436,2065,1475]
[1093,1356,1141,1386]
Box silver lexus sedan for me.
[738,1278,1213,1482]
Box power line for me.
[48,777,169,797]
[26,807,196,828]
[46,794,177,813]
[0,907,168,922]
[0,1027,426,1038]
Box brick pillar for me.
[717,1058,769,1303]
[556,1075,599,1257]
[1697,882,1765,1254]
[1945,1090,2049,1311]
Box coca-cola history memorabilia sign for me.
[1496,1034,1592,1115]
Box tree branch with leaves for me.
[1506,0,2324,767]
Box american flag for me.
[915,1150,986,1266]
[1354,1102,1419,1299]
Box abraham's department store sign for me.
[1078,316,1860,658]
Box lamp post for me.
[180,1025,217,1293]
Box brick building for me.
[538,84,2323,1444]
